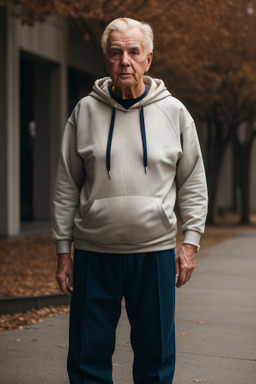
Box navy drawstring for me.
[180,133,183,151]
[106,103,148,178]
[106,105,117,178]
[140,103,148,173]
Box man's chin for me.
[118,74,134,80]
[115,81,133,90]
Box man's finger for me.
[176,262,194,287]
[175,254,180,286]
[59,275,72,296]
[55,253,74,296]
[67,275,74,292]
[176,270,186,288]
[175,255,180,276]
[56,272,73,296]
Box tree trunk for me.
[205,119,231,223]
[236,142,252,224]
[235,126,256,224]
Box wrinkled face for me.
[104,27,153,96]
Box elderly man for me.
[53,17,208,384]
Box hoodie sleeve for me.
[176,119,208,247]
[52,116,85,255]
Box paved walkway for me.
[1,231,256,384]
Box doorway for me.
[20,59,34,221]
[20,53,59,225]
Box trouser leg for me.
[67,250,122,384]
[124,249,176,384]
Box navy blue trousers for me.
[67,249,176,384]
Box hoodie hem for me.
[73,238,177,254]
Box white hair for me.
[101,17,154,55]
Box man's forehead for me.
[108,28,145,49]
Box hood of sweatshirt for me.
[90,76,171,109]
[89,76,172,177]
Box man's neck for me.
[112,83,145,99]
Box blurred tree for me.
[1,0,256,223]
[154,0,256,224]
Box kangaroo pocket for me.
[76,196,173,245]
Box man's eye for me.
[111,51,120,57]
[131,51,139,56]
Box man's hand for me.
[55,253,74,296]
[175,243,197,288]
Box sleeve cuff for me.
[55,240,73,255]
[183,230,201,247]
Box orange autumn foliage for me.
[2,0,256,125]
[2,0,256,222]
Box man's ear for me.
[145,52,153,72]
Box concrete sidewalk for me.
[1,231,256,384]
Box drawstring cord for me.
[106,105,117,179]
[140,103,148,173]
[106,103,148,178]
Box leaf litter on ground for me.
[0,220,251,332]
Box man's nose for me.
[120,52,130,66]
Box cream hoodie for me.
[52,76,208,254]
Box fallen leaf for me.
[181,332,188,336]
[0,235,58,299]
[16,338,21,343]
[57,344,68,348]
[192,380,205,383]
[196,320,205,325]
[0,306,69,332]
[113,363,119,366]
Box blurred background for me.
[1,0,256,240]
[0,4,256,379]
[1,0,256,299]
[0,0,256,384]
[1,0,256,237]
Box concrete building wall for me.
[0,8,8,236]
[67,22,104,76]
[0,8,104,237]
[5,9,20,236]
